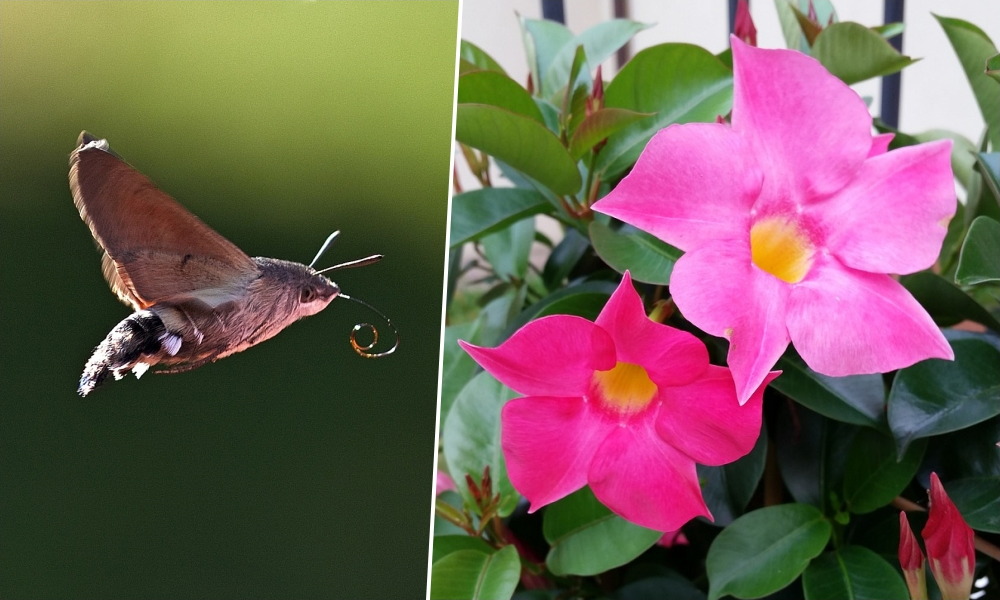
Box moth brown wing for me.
[69,131,259,309]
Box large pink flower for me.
[459,273,776,532]
[592,37,955,404]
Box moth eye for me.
[300,287,316,303]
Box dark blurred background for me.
[0,2,457,598]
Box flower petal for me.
[670,240,791,404]
[869,133,894,157]
[820,140,955,275]
[591,122,761,252]
[787,256,953,376]
[501,396,611,510]
[731,37,873,200]
[597,272,709,386]
[588,416,711,531]
[656,366,777,465]
[459,315,616,396]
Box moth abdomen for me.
[79,310,169,396]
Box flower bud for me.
[898,511,927,600]
[922,473,975,600]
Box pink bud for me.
[898,512,927,600]
[734,0,757,47]
[922,473,976,600]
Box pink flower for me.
[899,511,928,600]
[592,38,955,404]
[459,273,777,532]
[923,473,976,600]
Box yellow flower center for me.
[591,361,658,416]
[750,216,815,284]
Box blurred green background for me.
[0,2,457,598]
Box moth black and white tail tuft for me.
[79,311,169,396]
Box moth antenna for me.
[315,254,383,274]
[338,293,399,358]
[309,230,341,268]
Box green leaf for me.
[449,188,549,248]
[956,216,1000,285]
[775,0,837,52]
[946,476,1000,533]
[988,53,1000,83]
[888,333,1000,456]
[935,15,1000,149]
[458,71,543,123]
[901,271,1000,331]
[442,372,520,517]
[599,44,733,178]
[544,487,662,576]
[429,545,520,600]
[542,228,590,288]
[698,421,768,526]
[616,572,707,600]
[977,151,1000,204]
[460,40,506,75]
[843,429,926,514]
[519,17,573,98]
[802,546,909,600]
[770,353,884,428]
[541,19,650,100]
[506,280,617,335]
[589,221,682,286]
[456,104,582,195]
[813,22,917,85]
[432,535,495,564]
[568,108,651,160]
[440,322,479,425]
[706,503,832,600]
[481,216,535,281]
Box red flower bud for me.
[899,511,927,600]
[922,473,975,600]
[734,0,757,47]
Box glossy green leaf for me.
[698,422,768,526]
[802,546,909,600]
[888,334,1000,455]
[770,353,884,428]
[519,17,573,98]
[460,40,506,75]
[506,280,617,335]
[589,221,682,286]
[901,271,1000,331]
[542,228,590,289]
[813,22,917,85]
[599,44,733,178]
[456,104,582,195]
[458,71,543,123]
[568,108,651,160]
[956,216,1000,285]
[936,15,1000,149]
[541,19,649,100]
[432,535,495,564]
[544,487,662,576]
[481,216,535,281]
[706,503,831,600]
[449,188,549,247]
[442,372,520,517]
[773,403,858,508]
[843,430,926,514]
[946,476,1000,532]
[429,545,520,600]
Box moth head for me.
[297,271,340,317]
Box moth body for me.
[70,131,352,396]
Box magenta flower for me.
[459,273,777,532]
[923,473,976,600]
[592,38,955,403]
